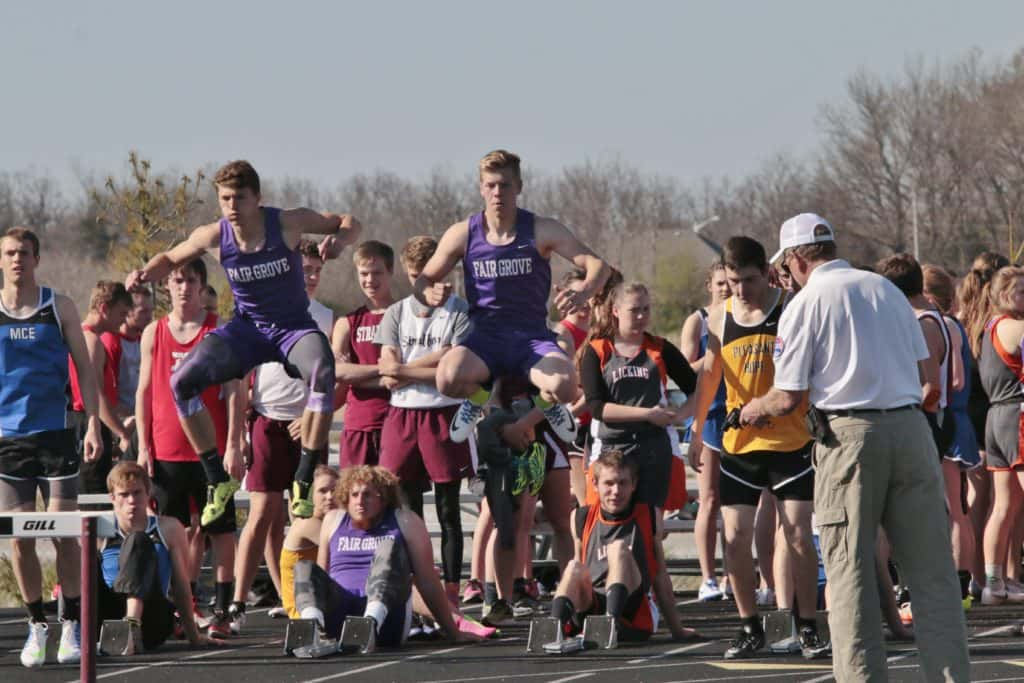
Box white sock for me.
[985,565,1004,584]
[363,600,388,633]
[299,606,325,628]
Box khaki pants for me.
[814,409,969,682]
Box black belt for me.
[823,404,920,418]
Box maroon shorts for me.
[379,405,473,484]
[246,413,326,492]
[538,425,570,472]
[339,428,381,468]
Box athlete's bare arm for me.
[134,321,158,475]
[535,218,610,317]
[83,327,132,447]
[331,316,386,388]
[316,509,343,570]
[280,209,361,260]
[650,514,698,641]
[413,221,468,307]
[378,345,439,390]
[163,516,214,647]
[679,311,705,373]
[59,295,104,463]
[686,303,725,471]
[125,223,220,291]
[398,510,478,642]
[918,317,944,412]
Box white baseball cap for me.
[770,213,834,263]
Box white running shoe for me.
[1005,579,1024,603]
[450,400,485,443]
[57,619,82,664]
[21,621,47,668]
[756,587,777,607]
[541,403,577,444]
[698,578,724,602]
[981,579,1008,605]
[268,606,288,619]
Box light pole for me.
[693,215,721,235]
[682,214,722,255]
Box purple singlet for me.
[219,207,310,327]
[327,509,403,595]
[463,209,551,331]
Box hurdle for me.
[0,511,117,683]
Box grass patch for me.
[0,554,58,608]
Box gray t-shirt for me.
[375,294,471,408]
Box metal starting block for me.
[763,610,830,654]
[100,619,142,656]
[526,617,561,653]
[582,615,618,650]
[284,618,325,656]
[543,633,586,655]
[339,616,376,654]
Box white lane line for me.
[973,624,1016,639]
[545,674,593,683]
[627,640,709,663]
[299,644,471,683]
[65,639,281,683]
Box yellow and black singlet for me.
[720,290,810,455]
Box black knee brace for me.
[434,481,463,584]
[365,538,412,608]
[113,532,158,599]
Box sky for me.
[2,1,1022,195]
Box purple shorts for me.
[379,405,473,484]
[210,315,321,377]
[462,324,562,380]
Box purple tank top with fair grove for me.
[327,508,403,595]
[462,208,551,331]
[218,207,311,327]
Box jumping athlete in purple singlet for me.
[125,161,361,528]
[414,150,610,444]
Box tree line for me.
[2,47,1022,338]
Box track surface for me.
[4,598,1024,682]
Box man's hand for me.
[670,626,705,643]
[223,442,245,481]
[287,418,302,442]
[739,401,771,428]
[645,406,678,428]
[188,633,223,649]
[125,269,148,292]
[553,284,588,317]
[378,358,402,378]
[499,419,535,450]
[137,447,154,477]
[84,417,103,463]
[423,282,452,307]
[688,433,704,472]
[381,376,408,392]
[318,233,344,261]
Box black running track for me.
[4,598,1024,683]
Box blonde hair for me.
[335,466,401,510]
[922,264,956,314]
[478,150,522,182]
[589,281,650,343]
[106,461,152,495]
[989,266,1024,317]
[959,251,1010,356]
[400,236,437,271]
[352,240,394,272]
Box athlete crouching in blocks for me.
[98,462,215,654]
[287,466,487,657]
[534,449,701,653]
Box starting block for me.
[763,610,830,654]
[339,616,376,654]
[526,617,561,653]
[582,615,618,650]
[284,619,326,656]
[99,619,142,656]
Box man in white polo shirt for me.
[739,214,968,682]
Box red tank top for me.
[149,313,228,462]
[561,319,591,427]
[69,324,118,412]
[343,306,389,431]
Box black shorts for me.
[68,410,114,498]
[599,429,673,508]
[0,429,79,480]
[719,443,814,507]
[152,460,236,535]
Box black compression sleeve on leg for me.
[293,447,322,499]
[551,596,574,623]
[113,532,159,598]
[61,595,81,622]
[401,481,425,518]
[215,581,233,613]
[605,583,628,619]
[435,480,464,584]
[25,599,46,624]
[198,448,229,484]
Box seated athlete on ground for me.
[292,466,489,644]
[414,149,610,447]
[125,160,361,526]
[549,449,700,642]
[280,465,339,618]
[99,462,215,653]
